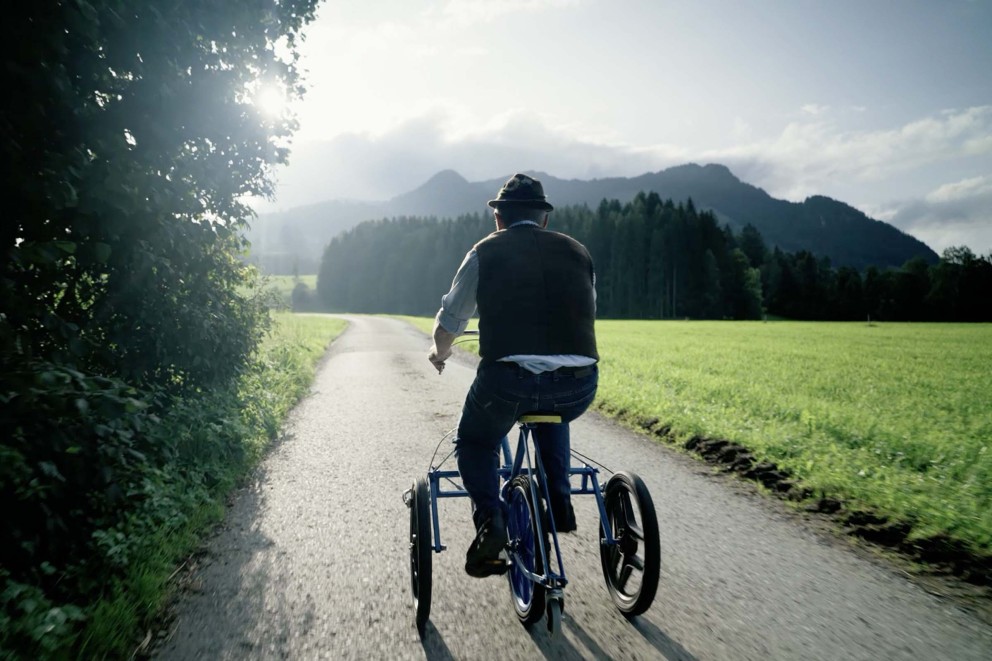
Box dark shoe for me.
[465,510,509,578]
[550,501,577,533]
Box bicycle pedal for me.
[465,558,509,578]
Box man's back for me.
[474,224,597,362]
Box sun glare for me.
[255,84,288,118]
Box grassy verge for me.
[85,313,346,658]
[85,312,346,657]
[395,316,992,567]
[3,313,346,660]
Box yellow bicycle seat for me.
[517,413,562,424]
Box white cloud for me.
[280,105,992,207]
[259,107,686,209]
[801,104,830,116]
[257,105,992,254]
[926,175,992,203]
[731,117,753,141]
[709,106,992,202]
[881,177,992,255]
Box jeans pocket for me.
[460,384,520,441]
[551,385,597,424]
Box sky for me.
[255,0,992,255]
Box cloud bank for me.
[260,105,992,254]
[879,175,992,255]
[714,106,992,200]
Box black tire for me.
[506,474,547,626]
[546,598,562,636]
[410,477,432,631]
[599,471,660,616]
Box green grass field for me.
[399,316,992,556]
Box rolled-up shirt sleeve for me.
[436,249,479,334]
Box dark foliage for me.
[1,0,318,654]
[763,246,992,321]
[316,194,989,322]
[317,193,765,320]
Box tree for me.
[832,267,864,320]
[3,0,318,391]
[725,249,763,319]
[1,2,319,651]
[739,223,767,268]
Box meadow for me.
[399,317,992,558]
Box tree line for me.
[313,191,990,322]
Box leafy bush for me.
[0,314,345,659]
[0,364,158,589]
[2,1,320,657]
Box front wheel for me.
[546,598,562,636]
[599,471,660,616]
[409,478,432,630]
[506,475,547,626]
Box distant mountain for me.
[246,164,937,273]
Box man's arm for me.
[428,250,479,374]
[428,316,458,373]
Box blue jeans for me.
[455,362,598,529]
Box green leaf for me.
[53,241,77,254]
[69,337,86,357]
[38,462,65,482]
[94,242,112,263]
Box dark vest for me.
[474,224,598,363]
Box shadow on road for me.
[526,619,586,658]
[565,618,613,659]
[156,457,319,659]
[419,621,455,661]
[631,617,700,661]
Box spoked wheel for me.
[409,477,432,631]
[506,474,547,626]
[599,471,660,616]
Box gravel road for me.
[155,315,992,660]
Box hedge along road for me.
[155,315,992,660]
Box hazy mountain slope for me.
[246,163,937,273]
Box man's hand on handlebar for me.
[428,345,451,374]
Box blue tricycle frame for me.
[406,413,661,635]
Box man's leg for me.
[454,374,520,528]
[454,367,520,575]
[533,423,576,532]
[534,367,598,532]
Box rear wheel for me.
[506,475,547,626]
[409,478,432,630]
[599,471,660,616]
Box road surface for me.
[156,315,992,660]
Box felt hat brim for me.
[487,198,554,211]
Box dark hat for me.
[487,173,554,211]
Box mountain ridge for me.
[247,163,937,274]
